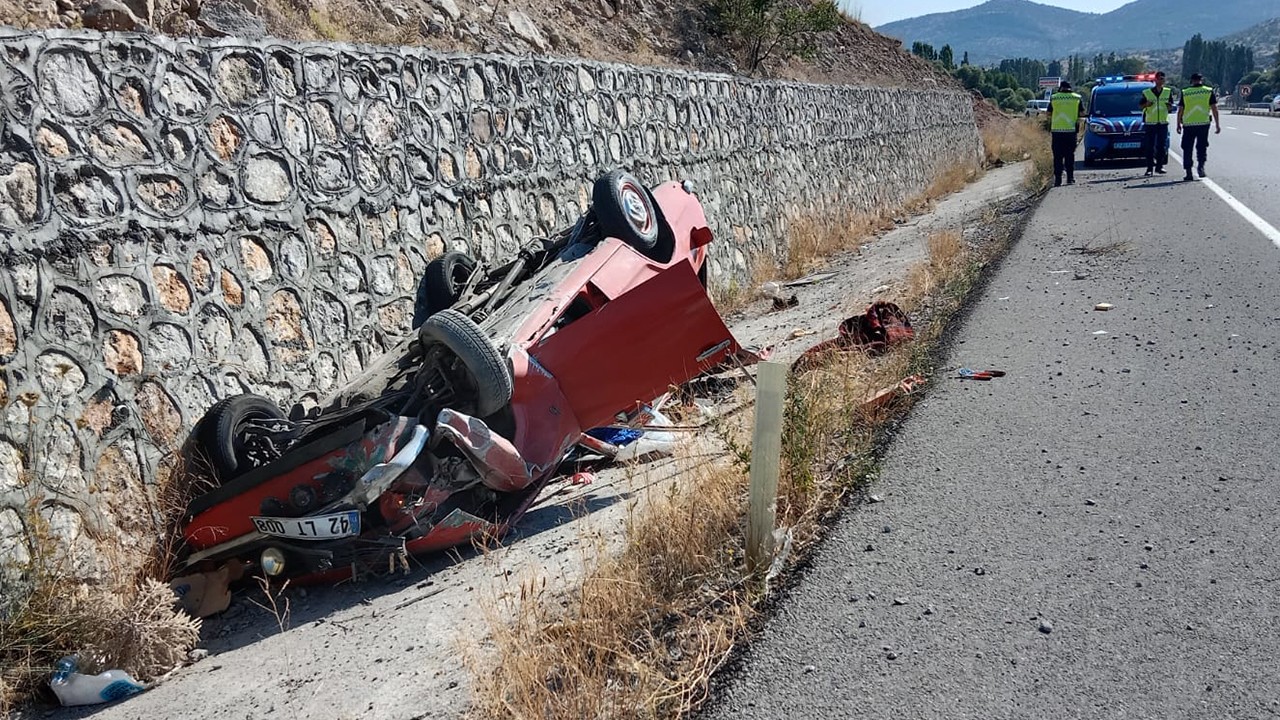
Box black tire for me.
[592,170,660,255]
[196,394,287,481]
[418,309,513,418]
[424,252,477,314]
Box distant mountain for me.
[877,0,1280,64]
[1217,16,1280,63]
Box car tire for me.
[196,394,288,481]
[592,170,660,256]
[424,251,477,315]
[418,309,513,418]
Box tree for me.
[939,44,954,70]
[1179,32,1255,89]
[1047,59,1063,77]
[1183,33,1204,80]
[910,41,937,62]
[961,51,970,66]
[953,64,983,89]
[710,0,842,75]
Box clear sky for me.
[849,0,1132,27]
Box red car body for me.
[180,179,744,582]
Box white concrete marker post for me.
[747,361,787,577]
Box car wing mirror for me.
[690,226,713,249]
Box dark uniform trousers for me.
[1051,131,1076,182]
[1145,123,1168,170]
[1181,125,1210,169]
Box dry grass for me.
[0,455,203,713]
[980,118,1053,192]
[903,162,985,217]
[782,207,896,279]
[468,457,751,719]
[469,217,991,719]
[902,229,966,312]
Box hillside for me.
[878,0,1278,64]
[1218,16,1280,64]
[0,0,952,88]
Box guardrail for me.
[1231,106,1278,117]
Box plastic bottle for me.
[48,656,144,706]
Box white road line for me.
[1226,126,1238,130]
[1169,150,1280,249]
[1253,131,1270,137]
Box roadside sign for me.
[1038,76,1062,88]
[1239,84,1252,97]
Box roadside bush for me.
[706,0,842,75]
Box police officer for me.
[1177,72,1221,181]
[1139,70,1173,176]
[1050,80,1085,187]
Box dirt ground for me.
[0,0,953,88]
[26,162,1031,720]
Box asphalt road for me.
[1189,113,1280,234]
[702,131,1280,719]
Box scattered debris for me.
[772,295,800,311]
[788,328,817,340]
[784,271,837,287]
[793,301,915,371]
[760,281,798,311]
[1070,241,1131,256]
[170,560,246,618]
[955,368,1005,381]
[1094,303,1114,311]
[868,494,883,503]
[1038,619,1054,634]
[862,374,926,411]
[49,656,145,706]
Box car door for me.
[531,260,739,430]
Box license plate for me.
[1114,142,1141,149]
[252,511,360,540]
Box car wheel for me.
[196,394,288,481]
[592,170,660,256]
[418,309,513,418]
[423,252,477,315]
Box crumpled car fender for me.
[435,408,534,492]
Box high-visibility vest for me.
[1050,92,1082,132]
[1142,86,1172,124]
[1181,85,1213,126]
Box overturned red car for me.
[179,171,747,582]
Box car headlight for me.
[260,547,287,576]
[1088,122,1106,133]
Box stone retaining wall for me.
[0,28,980,572]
